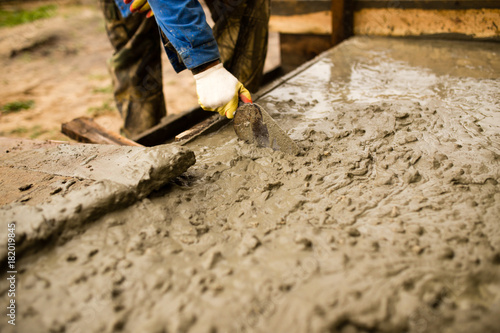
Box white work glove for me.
[194,63,252,119]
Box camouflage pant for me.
[100,0,269,137]
[206,0,270,92]
[99,0,165,138]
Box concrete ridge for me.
[0,143,196,262]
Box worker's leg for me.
[99,0,166,138]
[205,0,270,93]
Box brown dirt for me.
[0,1,200,141]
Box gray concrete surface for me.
[0,141,195,261]
[0,36,499,333]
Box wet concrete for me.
[0,142,195,262]
[1,36,499,333]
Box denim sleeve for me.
[113,0,132,18]
[148,0,220,72]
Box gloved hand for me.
[124,0,154,18]
[194,63,252,119]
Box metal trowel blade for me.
[233,103,300,155]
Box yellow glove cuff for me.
[199,82,252,119]
[131,0,151,13]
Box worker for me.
[99,0,270,138]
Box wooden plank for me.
[354,8,500,39]
[61,117,143,147]
[271,0,331,16]
[132,107,211,146]
[270,11,332,34]
[354,0,500,10]
[175,114,226,142]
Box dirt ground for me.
[1,2,123,139]
[0,1,279,141]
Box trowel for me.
[233,95,300,155]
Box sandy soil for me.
[0,37,498,333]
[0,1,203,141]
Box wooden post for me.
[331,0,353,46]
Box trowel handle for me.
[238,93,252,107]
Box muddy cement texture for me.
[0,143,195,264]
[1,37,499,333]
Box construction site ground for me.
[1,3,500,333]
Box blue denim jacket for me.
[114,0,132,17]
[114,0,220,73]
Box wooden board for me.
[354,8,500,39]
[271,0,331,16]
[270,11,332,34]
[61,117,143,147]
[132,108,211,146]
[354,0,500,10]
[175,114,227,142]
